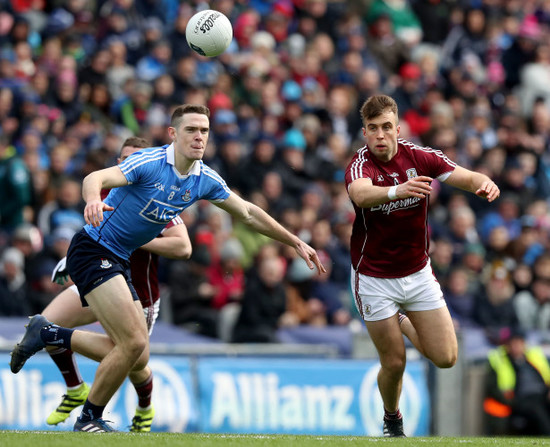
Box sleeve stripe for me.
[119,148,165,172]
[201,164,225,183]
[172,215,184,225]
[350,146,368,181]
[400,139,457,168]
[120,154,166,174]
[201,167,231,194]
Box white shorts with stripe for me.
[351,260,446,322]
[68,284,159,335]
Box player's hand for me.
[51,257,69,285]
[84,200,114,227]
[398,176,433,199]
[294,241,327,275]
[476,180,500,202]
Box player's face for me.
[362,110,400,162]
[117,145,143,163]
[170,112,210,161]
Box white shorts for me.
[351,260,446,322]
[68,284,159,335]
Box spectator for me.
[309,250,352,326]
[440,7,488,75]
[37,176,85,236]
[514,253,550,330]
[363,0,423,47]
[0,134,32,234]
[0,246,29,316]
[208,238,245,311]
[232,254,288,343]
[365,12,410,80]
[285,257,327,327]
[484,327,550,435]
[169,243,218,337]
[444,266,478,329]
[474,262,519,340]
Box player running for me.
[31,137,191,432]
[345,95,500,437]
[11,104,325,432]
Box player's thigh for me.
[407,307,457,367]
[365,315,406,370]
[85,274,148,346]
[42,285,97,328]
[133,299,150,369]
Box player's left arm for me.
[444,165,500,202]
[214,192,326,274]
[139,221,192,259]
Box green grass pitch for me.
[1,432,549,447]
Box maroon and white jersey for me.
[129,214,184,308]
[345,139,456,278]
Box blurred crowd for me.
[1,0,550,345]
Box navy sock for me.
[79,399,105,422]
[40,324,74,350]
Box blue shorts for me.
[66,229,139,306]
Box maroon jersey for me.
[129,215,184,307]
[101,188,184,307]
[345,139,456,278]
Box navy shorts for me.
[66,229,139,306]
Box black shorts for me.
[66,229,139,306]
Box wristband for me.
[388,185,398,200]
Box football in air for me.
[186,9,233,57]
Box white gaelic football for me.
[186,10,233,57]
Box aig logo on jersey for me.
[406,168,418,180]
[140,198,183,224]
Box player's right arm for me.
[348,176,434,208]
[83,166,128,227]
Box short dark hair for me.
[120,137,150,157]
[360,95,398,122]
[121,137,150,149]
[171,104,210,128]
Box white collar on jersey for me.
[166,143,201,176]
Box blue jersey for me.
[84,144,231,260]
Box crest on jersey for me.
[100,258,112,269]
[377,175,384,182]
[365,304,371,315]
[406,168,418,180]
[182,189,192,202]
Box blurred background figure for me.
[232,253,287,343]
[484,327,550,436]
[0,247,29,316]
[0,134,32,236]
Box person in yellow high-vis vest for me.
[484,327,550,435]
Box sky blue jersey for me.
[84,144,231,260]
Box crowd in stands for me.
[1,0,550,346]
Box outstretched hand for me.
[294,241,327,275]
[399,176,433,199]
[84,200,114,227]
[476,180,500,202]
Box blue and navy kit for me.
[84,144,230,260]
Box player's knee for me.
[382,356,406,376]
[124,334,148,361]
[432,351,457,369]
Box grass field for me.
[1,432,549,447]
